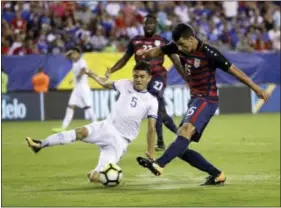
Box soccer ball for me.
[99,163,123,187]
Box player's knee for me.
[75,127,88,140]
[178,123,196,138]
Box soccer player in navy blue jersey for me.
[136,23,270,185]
[106,15,185,151]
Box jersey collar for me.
[133,86,147,93]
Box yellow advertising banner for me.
[57,52,173,89]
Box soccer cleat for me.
[200,172,226,186]
[25,137,42,153]
[52,127,66,133]
[155,144,166,151]
[136,156,163,176]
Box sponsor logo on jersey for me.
[154,40,161,47]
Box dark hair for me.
[172,23,194,42]
[145,14,156,22]
[133,61,151,74]
[71,46,81,53]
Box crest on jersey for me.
[154,40,161,47]
[194,58,200,68]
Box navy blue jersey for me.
[161,40,232,101]
[126,35,168,78]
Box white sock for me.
[41,130,76,148]
[85,108,96,122]
[62,108,74,129]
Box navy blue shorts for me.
[148,76,166,111]
[179,98,218,142]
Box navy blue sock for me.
[156,114,163,145]
[156,136,190,167]
[179,149,221,176]
[163,114,177,134]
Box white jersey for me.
[106,79,158,142]
[72,57,88,87]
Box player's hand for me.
[105,67,111,78]
[85,70,96,78]
[256,89,270,102]
[136,49,148,58]
[145,152,155,160]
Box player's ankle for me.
[87,170,100,183]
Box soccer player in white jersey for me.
[25,61,158,183]
[52,47,95,133]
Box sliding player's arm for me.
[146,117,157,160]
[145,99,159,160]
[86,70,114,89]
[205,45,270,102]
[106,39,134,77]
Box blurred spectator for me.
[236,32,254,52]
[32,67,50,93]
[2,37,10,55]
[105,2,121,17]
[1,1,280,54]
[74,4,94,25]
[11,11,27,33]
[50,2,65,17]
[8,33,24,55]
[223,1,238,20]
[90,27,108,51]
[174,2,190,23]
[2,68,9,94]
[273,6,280,27]
[268,25,281,51]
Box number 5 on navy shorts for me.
[179,98,218,142]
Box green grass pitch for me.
[2,113,280,206]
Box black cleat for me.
[136,156,163,176]
[155,143,165,151]
[25,137,42,153]
[200,172,226,186]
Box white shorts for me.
[83,120,129,172]
[68,85,92,108]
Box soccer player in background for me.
[26,61,158,183]
[106,14,185,151]
[136,23,270,185]
[52,47,95,132]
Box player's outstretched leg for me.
[178,149,226,185]
[25,130,77,153]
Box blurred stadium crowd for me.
[2,1,280,56]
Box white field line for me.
[121,172,280,189]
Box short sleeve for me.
[112,79,132,93]
[203,45,232,72]
[160,42,179,55]
[125,39,134,57]
[147,98,158,119]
